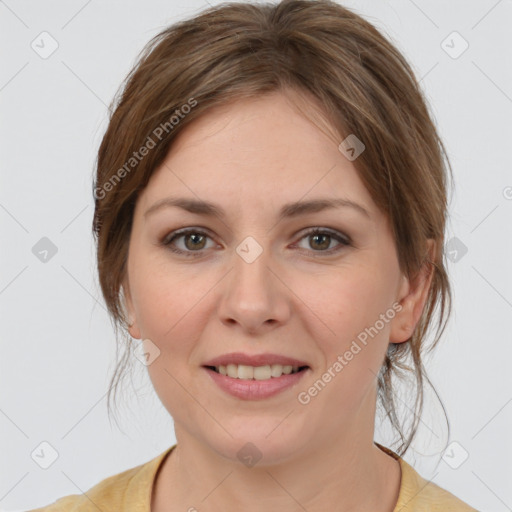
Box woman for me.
[31,0,478,510]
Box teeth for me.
[254,365,271,380]
[215,364,303,380]
[226,364,238,378]
[270,364,284,378]
[283,365,293,375]
[238,364,254,379]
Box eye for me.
[295,228,351,255]
[161,228,216,257]
[160,227,351,258]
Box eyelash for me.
[160,227,351,258]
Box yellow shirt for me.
[28,443,479,511]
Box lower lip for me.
[203,367,309,400]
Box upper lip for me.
[203,352,310,368]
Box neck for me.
[152,426,401,512]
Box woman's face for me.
[123,90,432,463]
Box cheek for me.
[311,263,394,346]
[303,262,396,402]
[129,259,221,398]
[132,266,211,413]
[130,254,212,341]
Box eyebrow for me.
[144,196,371,221]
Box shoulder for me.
[27,446,175,512]
[375,442,479,512]
[396,457,479,511]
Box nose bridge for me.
[232,235,275,306]
[217,234,289,331]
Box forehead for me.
[138,92,377,218]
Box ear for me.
[121,279,142,340]
[389,239,436,344]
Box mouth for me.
[204,364,309,380]
[201,352,311,399]
[203,363,310,400]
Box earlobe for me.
[389,275,413,344]
[128,323,142,340]
[121,282,142,340]
[389,239,436,344]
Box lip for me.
[202,352,310,368]
[203,366,309,400]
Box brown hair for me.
[92,0,453,456]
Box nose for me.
[217,240,291,335]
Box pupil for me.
[186,233,205,250]
[312,234,329,250]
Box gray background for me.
[1,0,511,510]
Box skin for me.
[122,89,435,512]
